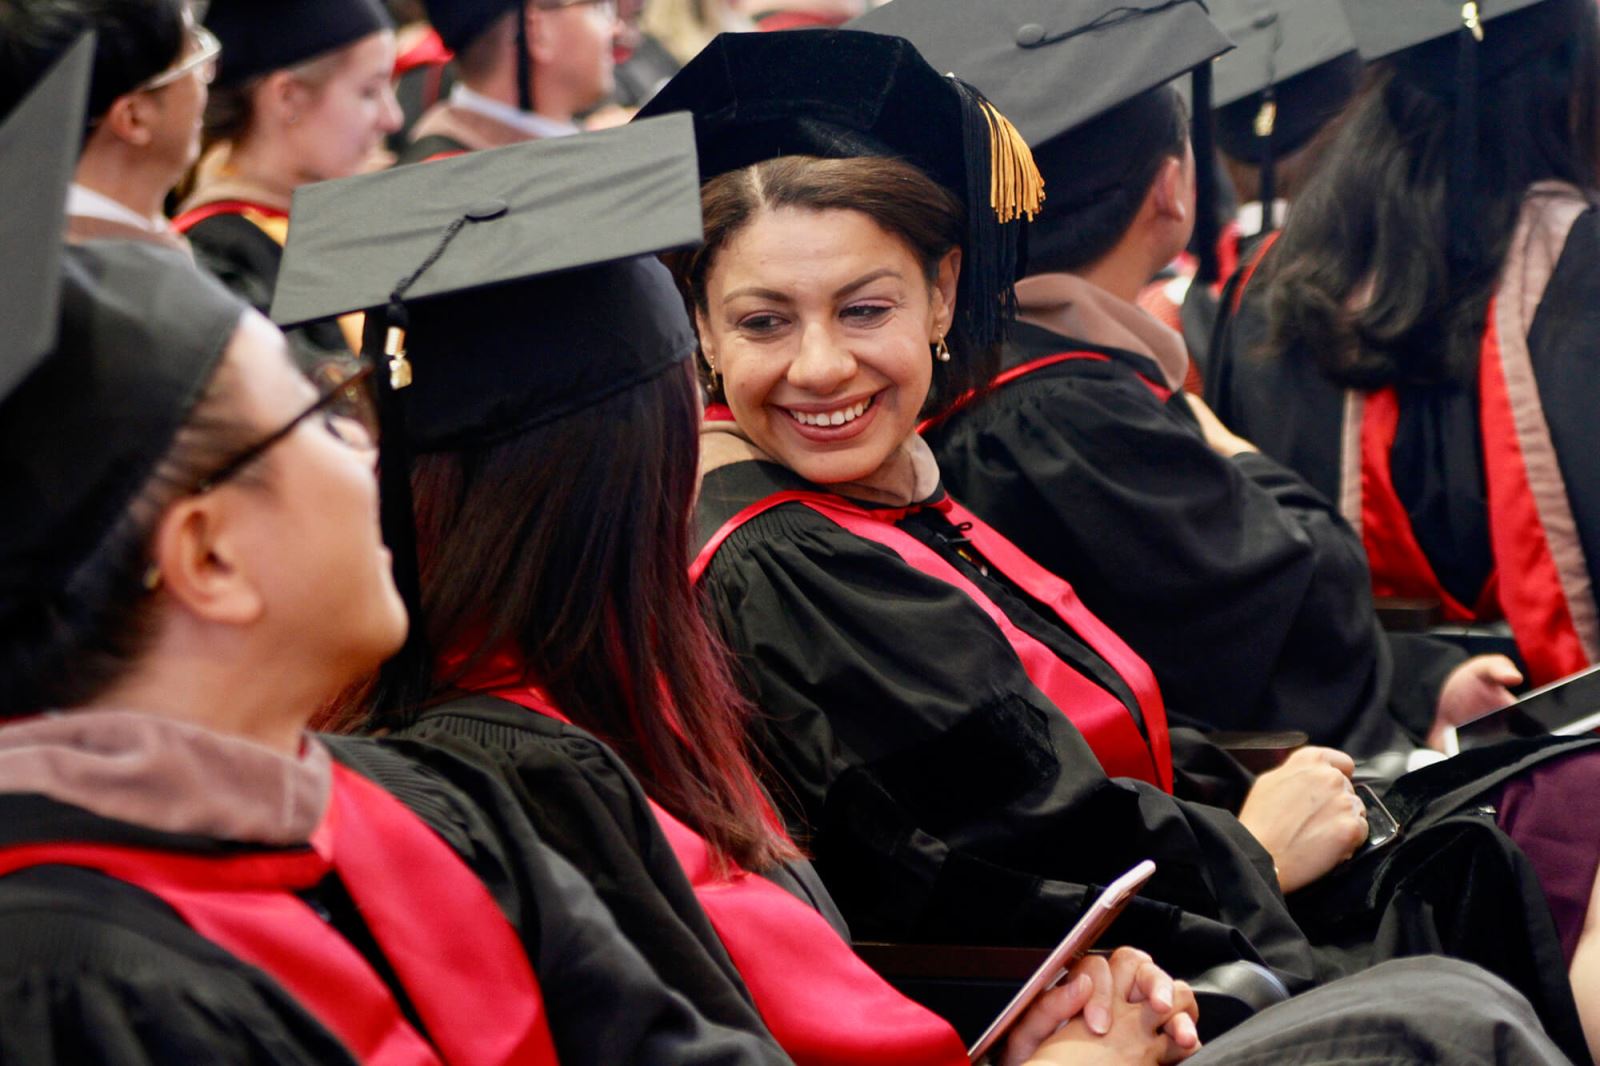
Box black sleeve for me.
[324,737,791,1065]
[0,868,359,1065]
[701,504,1330,992]
[394,716,774,1042]
[931,368,1404,756]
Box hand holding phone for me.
[969,860,1157,1064]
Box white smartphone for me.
[967,859,1157,1064]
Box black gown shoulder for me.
[183,213,351,372]
[388,698,783,1045]
[695,460,1327,990]
[321,734,789,1064]
[927,324,1437,755]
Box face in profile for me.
[535,0,620,114]
[285,30,403,182]
[219,312,408,674]
[697,205,957,485]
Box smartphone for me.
[1453,662,1600,751]
[967,860,1157,1064]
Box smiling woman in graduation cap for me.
[633,23,1600,1062]
[1208,0,1600,691]
[271,112,1212,1065]
[0,39,789,1066]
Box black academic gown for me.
[391,697,789,1045]
[0,736,787,1066]
[183,213,351,373]
[925,322,1460,756]
[1206,197,1600,686]
[696,457,1598,1064]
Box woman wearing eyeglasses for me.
[398,0,623,165]
[174,0,402,370]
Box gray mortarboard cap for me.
[1340,0,1567,63]
[1210,0,1359,108]
[0,33,93,395]
[848,0,1231,148]
[0,32,248,603]
[271,114,705,709]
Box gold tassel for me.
[980,100,1046,224]
[1254,99,1278,138]
[385,325,413,390]
[1462,1,1483,42]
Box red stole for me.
[0,762,559,1066]
[474,682,968,1066]
[1356,297,1591,685]
[693,438,1173,791]
[171,199,288,235]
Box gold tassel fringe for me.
[981,100,1046,224]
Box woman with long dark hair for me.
[307,115,1209,1066]
[1207,0,1600,688]
[639,26,1600,1061]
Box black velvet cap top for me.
[635,29,1046,349]
[847,0,1232,147]
[206,0,393,88]
[423,0,521,53]
[271,113,703,450]
[0,36,247,599]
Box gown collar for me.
[0,709,329,846]
[1014,272,1190,391]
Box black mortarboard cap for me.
[271,114,704,709]
[1210,0,1363,227]
[0,34,247,602]
[0,33,92,394]
[206,0,393,88]
[634,29,1045,350]
[1340,0,1567,63]
[424,0,520,53]
[843,3,1231,281]
[847,0,1231,148]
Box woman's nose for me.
[786,323,855,393]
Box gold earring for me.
[705,355,720,392]
[933,336,951,363]
[141,563,163,593]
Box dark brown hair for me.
[401,363,797,872]
[1259,0,1600,388]
[673,154,998,416]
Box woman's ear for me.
[930,247,962,337]
[256,69,308,128]
[148,495,265,628]
[694,306,719,366]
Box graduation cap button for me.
[1015,23,1045,45]
[465,199,509,222]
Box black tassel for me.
[1190,63,1222,285]
[515,0,534,114]
[1448,11,1481,278]
[1256,87,1277,236]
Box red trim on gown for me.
[450,654,969,1066]
[171,199,287,234]
[696,409,1173,791]
[0,763,558,1066]
[1357,298,1589,684]
[918,350,1171,436]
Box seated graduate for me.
[858,0,1518,758]
[637,26,1600,1062]
[0,0,210,252]
[274,115,1202,1066]
[0,45,786,1066]
[174,0,402,366]
[1206,0,1600,689]
[1195,0,1367,370]
[397,0,620,164]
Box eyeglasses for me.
[193,361,378,494]
[139,24,221,92]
